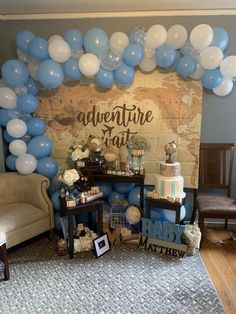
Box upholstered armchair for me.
[0,172,54,248]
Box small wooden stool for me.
[0,232,10,280]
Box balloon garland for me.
[0,24,234,178]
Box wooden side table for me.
[60,199,104,258]
[146,197,184,224]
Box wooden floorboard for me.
[200,226,236,314]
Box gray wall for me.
[0,15,236,198]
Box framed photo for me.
[93,233,111,258]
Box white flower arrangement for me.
[69,144,90,161]
[58,168,80,186]
[74,224,97,253]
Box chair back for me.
[198,143,234,197]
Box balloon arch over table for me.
[0,23,235,179]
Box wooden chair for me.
[191,143,236,235]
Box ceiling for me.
[1,0,236,20]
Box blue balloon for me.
[128,186,147,207]
[17,93,39,113]
[38,59,64,89]
[108,191,126,207]
[51,190,61,212]
[63,58,81,80]
[166,50,182,71]
[25,78,40,95]
[27,135,53,158]
[16,30,35,53]
[64,29,83,50]
[1,59,29,87]
[54,212,62,232]
[123,43,144,67]
[113,182,135,194]
[150,208,164,222]
[176,55,197,77]
[114,62,135,88]
[84,28,109,57]
[3,130,15,143]
[28,37,49,61]
[37,157,58,179]
[95,68,114,89]
[211,28,229,51]
[0,109,20,126]
[27,118,46,136]
[96,182,112,198]
[201,69,223,89]
[155,45,176,68]
[5,154,17,170]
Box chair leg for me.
[1,243,10,281]
[224,219,228,230]
[48,229,54,240]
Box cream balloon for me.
[15,153,37,174]
[213,77,233,96]
[9,139,27,156]
[79,53,100,77]
[139,56,157,72]
[6,119,27,138]
[145,25,167,49]
[166,25,188,49]
[190,24,213,51]
[126,205,141,224]
[48,38,71,63]
[190,63,204,80]
[0,87,17,109]
[200,47,223,70]
[220,56,236,79]
[17,48,29,64]
[110,32,129,55]
[28,58,40,81]
[48,34,64,44]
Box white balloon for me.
[190,24,214,51]
[17,48,29,63]
[166,25,188,49]
[0,87,17,109]
[144,47,156,58]
[48,38,71,63]
[139,56,157,72]
[145,25,167,49]
[79,53,100,77]
[9,139,27,156]
[213,77,233,96]
[110,32,129,55]
[126,205,141,224]
[220,56,236,79]
[200,47,223,70]
[190,63,204,80]
[6,119,27,138]
[48,34,64,44]
[15,153,37,174]
[28,58,40,81]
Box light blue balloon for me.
[95,68,114,89]
[27,135,53,158]
[201,69,223,89]
[63,58,81,80]
[123,43,144,67]
[5,154,17,171]
[113,182,135,194]
[150,208,164,222]
[17,93,39,113]
[3,130,15,143]
[166,50,182,72]
[28,37,49,61]
[0,109,19,126]
[114,62,135,88]
[176,55,197,77]
[25,78,40,95]
[155,45,176,68]
[38,59,64,89]
[84,28,109,57]
[54,212,62,232]
[1,59,29,87]
[16,30,35,53]
[211,28,229,51]
[36,157,58,179]
[27,118,46,136]
[128,186,147,207]
[96,181,113,198]
[64,29,83,49]
[51,190,61,212]
[108,191,126,207]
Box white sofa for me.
[0,172,54,248]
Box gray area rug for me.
[0,238,224,314]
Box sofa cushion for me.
[0,203,49,234]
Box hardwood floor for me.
[200,226,236,314]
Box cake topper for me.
[164,141,177,164]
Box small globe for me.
[126,205,141,225]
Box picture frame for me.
[93,233,111,258]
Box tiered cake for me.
[156,161,186,200]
